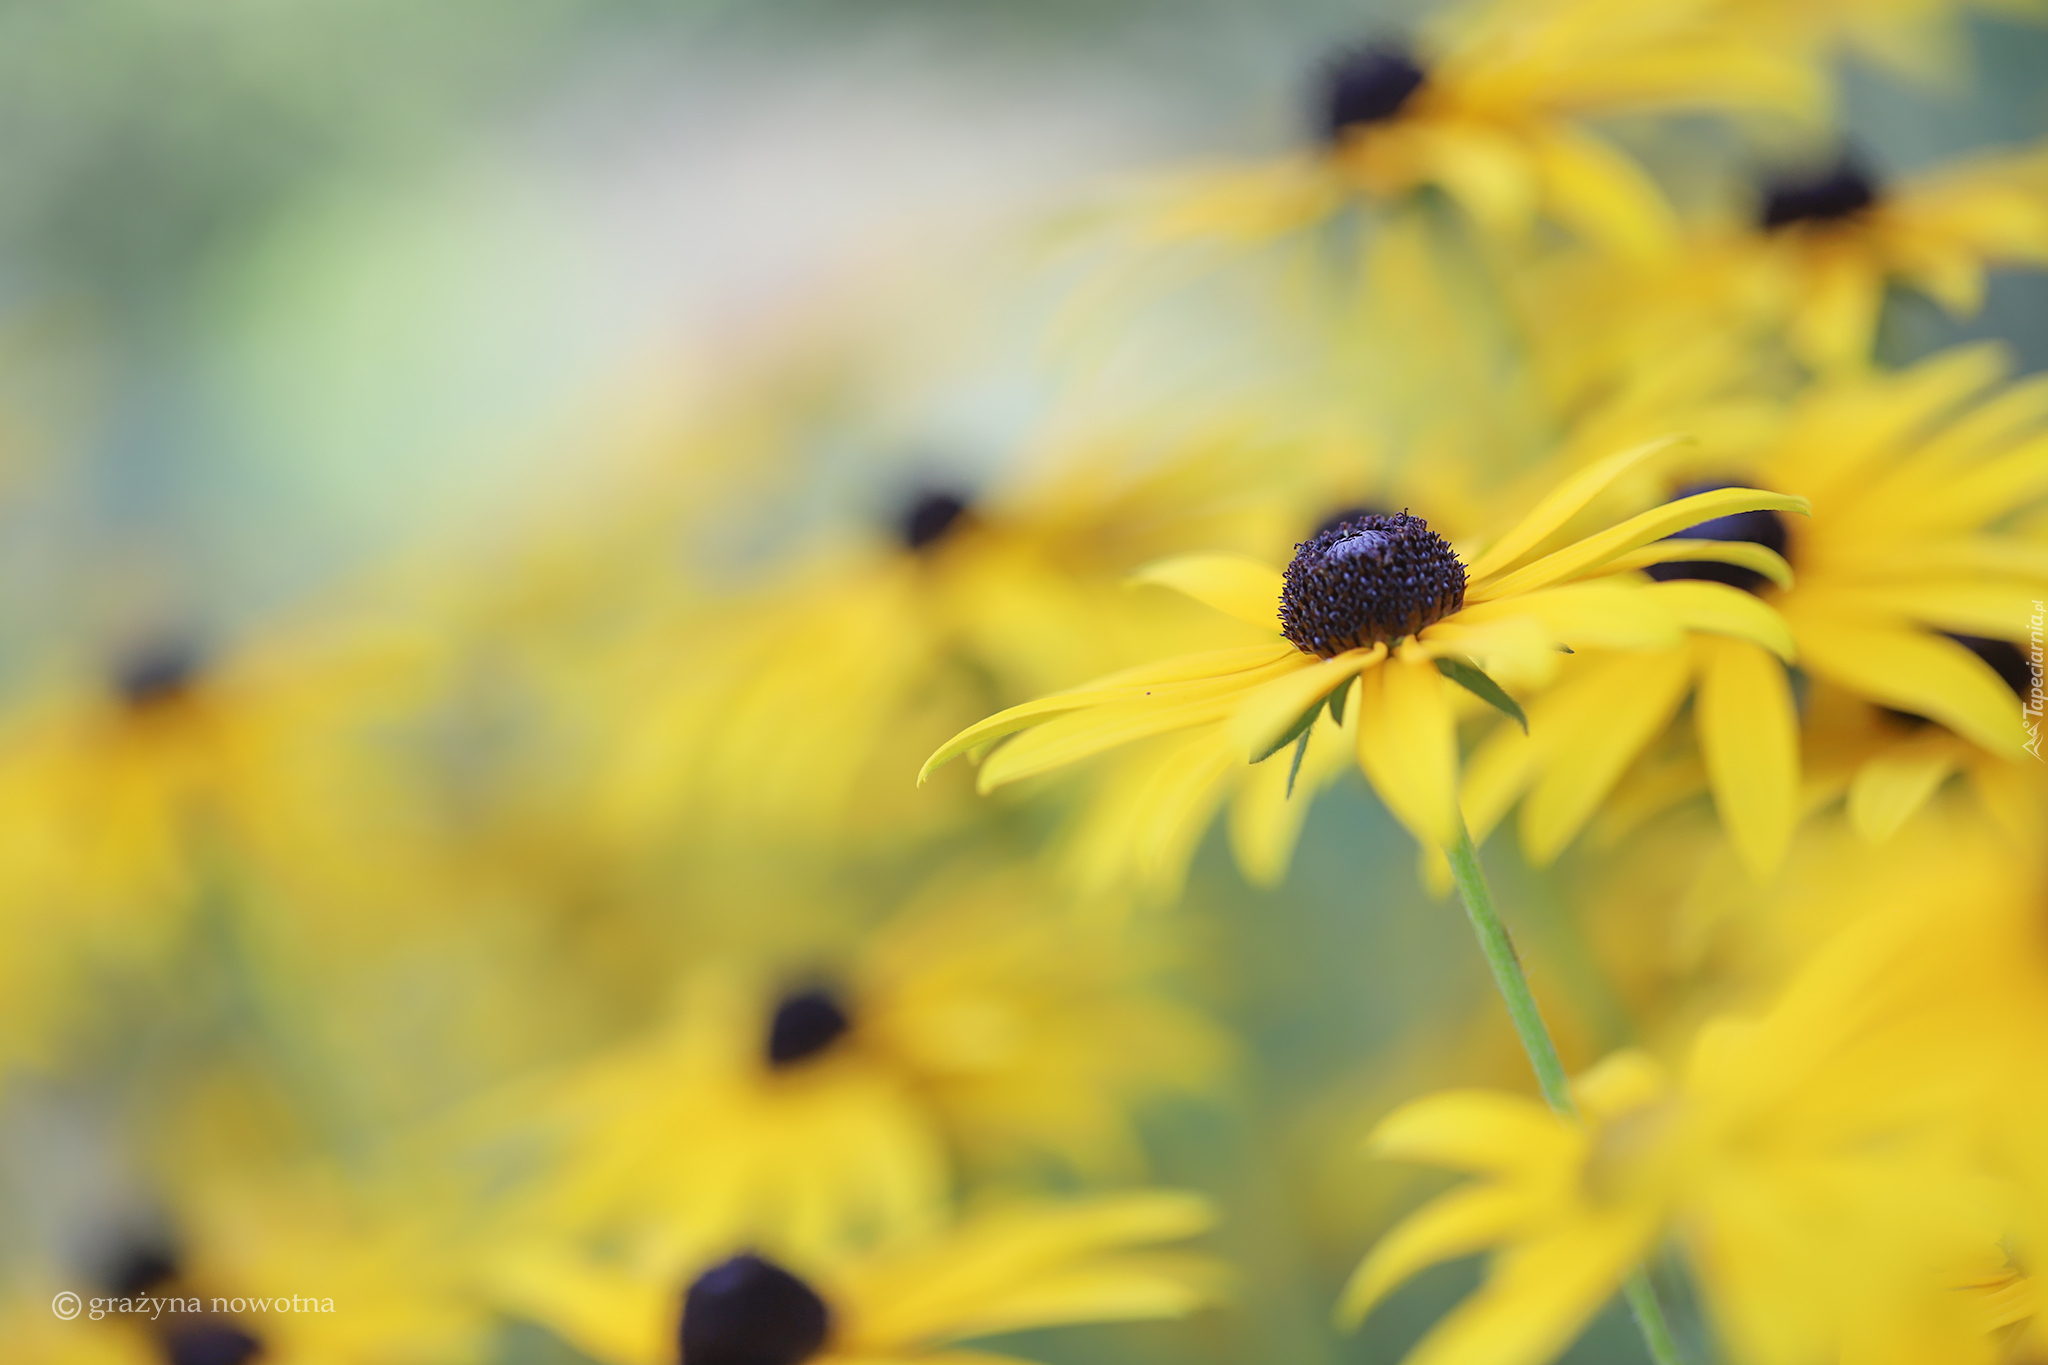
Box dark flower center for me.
[900,490,970,552]
[680,1254,832,1365]
[164,1322,263,1365]
[114,640,202,709]
[1279,512,1465,658]
[106,1241,180,1299]
[1759,157,1880,230]
[1640,480,1789,596]
[1953,634,2035,701]
[766,988,851,1068]
[1885,634,2034,730]
[1319,43,1426,143]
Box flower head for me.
[492,1194,1219,1365]
[1466,346,2048,871]
[1280,512,1468,657]
[923,439,1805,857]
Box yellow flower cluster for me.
[4,1,2048,1365]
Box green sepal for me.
[1435,657,1528,734]
[1285,728,1313,798]
[1251,694,1328,764]
[1327,674,1353,727]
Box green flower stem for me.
[1444,819,1685,1365]
[1623,1272,1687,1365]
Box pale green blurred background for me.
[1,5,2044,1364]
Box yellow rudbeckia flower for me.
[96,1167,490,1365]
[491,1193,1218,1365]
[1529,142,2048,383]
[504,880,1223,1259]
[593,446,1286,855]
[1464,344,2048,872]
[1343,881,2044,1365]
[1142,0,1817,256]
[923,438,1805,856]
[1712,0,2048,90]
[1737,143,2048,371]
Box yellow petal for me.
[1460,718,1536,846]
[1355,647,1459,848]
[1370,1090,1574,1171]
[1834,580,2036,639]
[1571,1049,1666,1121]
[1527,124,1676,262]
[1640,580,1797,660]
[845,1194,1215,1349]
[1130,554,1285,632]
[1404,1213,1657,1365]
[1127,729,1241,899]
[1791,244,1885,371]
[1785,606,2021,754]
[1229,710,1346,887]
[1601,538,1793,590]
[1473,489,1812,602]
[1418,122,1540,236]
[1337,1184,1539,1328]
[1911,433,2048,530]
[1519,651,1695,866]
[1847,747,1958,843]
[1228,646,1382,760]
[1455,581,1685,654]
[918,644,1298,784]
[1464,435,1690,584]
[1695,636,1801,880]
[979,694,1245,792]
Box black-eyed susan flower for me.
[491,1193,1218,1365]
[1712,0,2048,90]
[0,621,437,943]
[1463,344,2048,873]
[1530,142,2048,380]
[1342,882,2045,1365]
[1140,0,1816,256]
[1744,144,2048,370]
[505,875,1223,1260]
[103,1166,492,1365]
[923,439,1805,858]
[590,440,1293,856]
[0,1292,153,1365]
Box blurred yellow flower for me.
[505,877,1223,1260]
[492,1192,1219,1365]
[593,448,1282,855]
[1143,0,1817,256]
[1465,345,2048,872]
[1344,883,2045,1365]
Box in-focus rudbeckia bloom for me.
[1342,884,2045,1365]
[1464,344,2048,872]
[1141,0,1815,256]
[923,440,1805,856]
[505,881,1222,1259]
[491,1193,1218,1365]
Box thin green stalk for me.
[1623,1271,1687,1365]
[1444,819,1685,1365]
